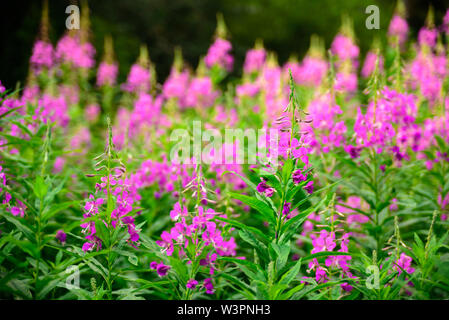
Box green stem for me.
[34,201,43,299]
[371,149,382,255]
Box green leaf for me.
[239,229,270,263]
[279,258,302,285]
[215,216,270,242]
[292,280,346,299]
[304,251,353,262]
[33,176,48,199]
[270,242,290,270]
[229,192,276,225]
[41,200,79,222]
[0,212,35,241]
[219,272,255,299]
[435,135,447,152]
[9,238,40,259]
[282,158,294,184]
[222,170,257,191]
[95,220,110,247]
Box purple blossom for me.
[186,279,198,289]
[256,180,275,197]
[156,262,171,277]
[282,202,291,216]
[56,230,67,244]
[203,278,214,294]
[292,169,307,184]
[304,181,314,194]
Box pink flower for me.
[85,104,101,123]
[170,202,188,221]
[38,94,70,128]
[334,72,357,93]
[156,231,174,256]
[10,200,26,218]
[53,157,66,174]
[388,15,409,46]
[236,83,260,98]
[97,62,118,86]
[443,9,449,34]
[205,38,233,71]
[287,57,328,87]
[82,242,94,252]
[243,48,266,73]
[362,51,384,78]
[81,175,140,251]
[316,267,328,283]
[312,230,336,253]
[122,64,151,93]
[56,35,95,69]
[162,69,189,102]
[30,40,54,73]
[418,27,438,48]
[390,198,399,211]
[331,34,359,61]
[184,77,218,108]
[393,253,415,275]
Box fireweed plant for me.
[0,1,449,300]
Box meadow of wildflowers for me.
[0,1,449,301]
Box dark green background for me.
[1,0,448,88]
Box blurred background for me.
[1,0,449,88]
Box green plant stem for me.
[371,149,382,256]
[34,200,43,299]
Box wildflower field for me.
[0,1,449,301]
